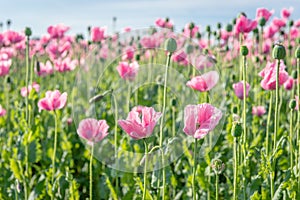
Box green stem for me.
[289,109,294,172]
[90,144,94,200]
[113,94,119,196]
[233,137,238,200]
[158,52,172,200]
[273,59,280,151]
[192,138,198,200]
[51,111,58,200]
[127,82,131,113]
[25,36,30,123]
[270,171,274,199]
[266,92,273,156]
[242,55,247,149]
[172,106,176,137]
[297,58,300,194]
[215,174,219,200]
[142,139,148,200]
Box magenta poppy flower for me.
[118,106,162,140]
[0,105,6,117]
[256,8,274,22]
[3,30,25,45]
[91,27,106,43]
[232,81,251,100]
[140,33,163,49]
[183,23,199,38]
[186,71,219,92]
[54,57,77,72]
[116,61,139,81]
[155,18,173,29]
[122,46,135,61]
[252,106,266,117]
[183,103,222,139]
[283,76,294,91]
[259,61,289,90]
[38,90,67,112]
[0,55,11,77]
[281,7,293,19]
[272,18,286,29]
[36,61,54,77]
[47,24,70,39]
[234,15,257,35]
[77,118,109,145]
[21,82,40,97]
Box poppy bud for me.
[231,122,242,137]
[217,22,222,29]
[240,45,248,56]
[171,98,177,106]
[289,99,297,110]
[259,17,266,27]
[295,46,300,58]
[272,43,286,60]
[211,158,225,175]
[289,20,294,27]
[164,38,177,53]
[189,22,195,30]
[185,44,193,54]
[25,27,32,37]
[226,24,233,32]
[206,25,211,33]
[292,70,297,79]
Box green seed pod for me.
[253,28,259,35]
[259,17,266,27]
[36,61,40,73]
[295,46,300,58]
[231,122,243,137]
[189,22,195,30]
[240,45,249,56]
[289,99,297,110]
[206,25,211,33]
[232,18,236,25]
[231,105,238,114]
[171,98,177,106]
[289,20,294,27]
[226,24,233,32]
[196,32,201,39]
[231,73,236,82]
[185,43,194,54]
[25,27,32,37]
[272,43,286,60]
[217,22,222,29]
[135,54,140,61]
[164,38,177,53]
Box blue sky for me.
[0,0,299,37]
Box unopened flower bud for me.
[259,17,266,27]
[217,22,222,29]
[289,20,294,27]
[25,27,32,37]
[231,122,242,137]
[272,43,286,60]
[240,45,249,56]
[292,70,297,79]
[226,24,233,32]
[211,159,225,175]
[206,25,211,33]
[289,99,297,110]
[295,46,300,58]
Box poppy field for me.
[0,7,300,200]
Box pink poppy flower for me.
[140,33,163,49]
[233,81,251,100]
[155,18,173,29]
[234,15,257,35]
[116,61,139,81]
[118,106,162,140]
[54,57,77,72]
[0,53,11,77]
[290,27,299,40]
[77,118,109,145]
[195,54,216,70]
[21,82,40,97]
[123,27,131,32]
[37,90,67,112]
[272,18,286,29]
[256,8,274,22]
[3,30,25,45]
[91,27,106,43]
[35,61,54,77]
[122,46,135,61]
[295,19,300,28]
[0,105,6,117]
[186,71,219,92]
[46,40,71,60]
[283,76,294,91]
[172,50,188,64]
[183,103,222,139]
[259,60,289,90]
[47,24,70,39]
[183,23,199,38]
[264,25,279,39]
[281,7,293,19]
[252,106,266,117]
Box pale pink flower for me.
[91,27,106,42]
[3,30,25,45]
[259,60,289,90]
[0,53,11,77]
[37,90,67,112]
[234,15,257,35]
[183,23,199,38]
[155,18,173,29]
[118,106,162,140]
[232,81,251,100]
[54,57,77,72]
[47,24,70,39]
[256,8,274,22]
[122,46,135,61]
[183,103,222,139]
[186,71,219,92]
[252,106,266,117]
[116,61,139,81]
[36,61,54,77]
[283,76,294,91]
[0,105,6,117]
[272,18,286,29]
[21,82,40,97]
[77,118,109,145]
[123,27,131,32]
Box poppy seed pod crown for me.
[272,43,286,59]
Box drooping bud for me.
[289,99,297,110]
[272,43,286,60]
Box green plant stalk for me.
[266,92,273,156]
[207,92,211,200]
[172,106,176,137]
[113,94,119,196]
[289,109,294,171]
[51,111,58,200]
[270,171,274,199]
[5,76,10,131]
[90,144,94,200]
[242,55,247,149]
[192,138,198,200]
[273,59,280,151]
[297,57,300,194]
[260,26,264,55]
[25,36,30,123]
[142,139,148,200]
[215,173,219,200]
[158,52,172,200]
[233,137,238,200]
